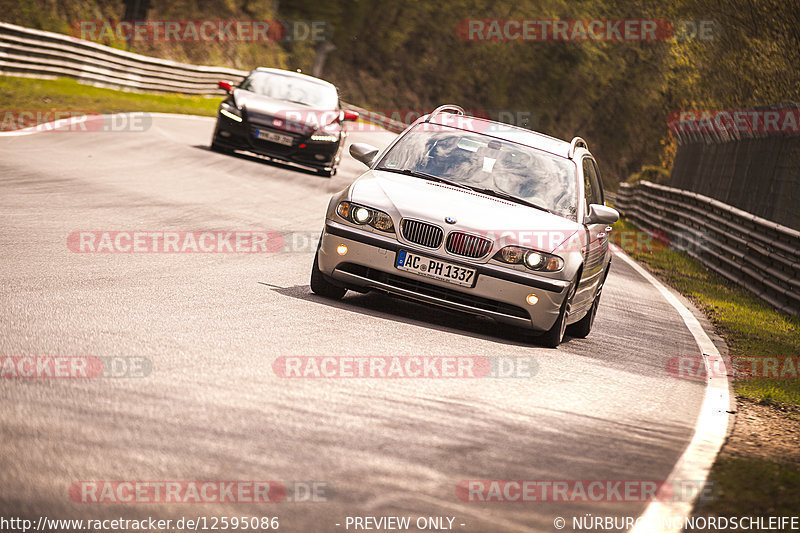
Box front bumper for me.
[213,113,342,169]
[318,220,571,331]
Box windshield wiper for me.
[470,187,553,213]
[379,168,473,191]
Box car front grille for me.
[446,232,492,258]
[246,112,311,135]
[401,219,443,248]
[336,263,529,320]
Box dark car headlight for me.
[337,201,394,232]
[310,122,341,142]
[494,246,564,272]
[310,133,339,142]
[219,102,242,122]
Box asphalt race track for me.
[1,115,720,532]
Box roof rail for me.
[425,104,465,123]
[567,137,588,158]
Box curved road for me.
[0,116,720,532]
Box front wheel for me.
[567,295,598,338]
[210,133,233,154]
[539,279,577,348]
[568,268,607,339]
[310,250,346,299]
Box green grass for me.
[0,75,220,122]
[612,218,800,521]
[612,218,800,408]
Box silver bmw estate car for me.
[310,105,619,347]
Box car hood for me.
[349,170,581,253]
[233,90,338,134]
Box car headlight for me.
[311,134,339,142]
[337,201,395,232]
[494,246,564,272]
[311,123,340,142]
[220,102,242,122]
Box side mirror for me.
[341,110,359,122]
[349,143,379,167]
[218,80,233,93]
[584,204,619,225]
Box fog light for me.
[526,294,539,305]
[337,244,348,255]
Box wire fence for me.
[667,103,800,231]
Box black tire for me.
[567,268,608,339]
[211,140,233,154]
[539,279,577,348]
[310,250,346,299]
[567,295,599,339]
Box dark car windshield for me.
[240,71,338,108]
[376,125,578,219]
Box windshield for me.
[376,125,578,219]
[240,71,338,108]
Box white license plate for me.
[254,129,293,146]
[395,250,476,287]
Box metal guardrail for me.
[616,181,800,315]
[0,21,409,133]
[0,22,249,94]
